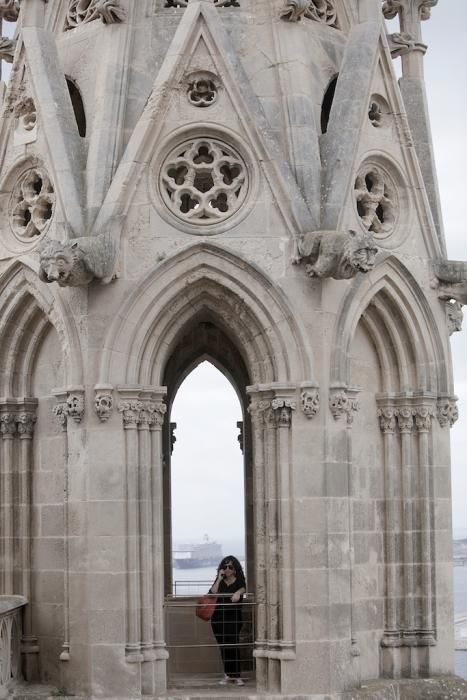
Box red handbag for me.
[195,594,217,621]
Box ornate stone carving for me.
[149,401,167,429]
[446,301,463,335]
[119,400,142,429]
[187,72,219,108]
[38,233,116,287]
[297,229,378,279]
[52,403,68,431]
[437,397,458,429]
[0,37,16,63]
[397,405,414,433]
[382,0,438,22]
[65,0,125,29]
[377,406,397,434]
[300,388,320,419]
[14,96,37,132]
[0,413,17,438]
[16,412,37,438]
[413,404,436,432]
[67,392,85,424]
[387,32,417,58]
[329,389,359,425]
[95,391,113,422]
[9,168,54,242]
[354,165,397,235]
[281,0,339,28]
[272,398,296,428]
[432,259,467,306]
[0,1,20,22]
[160,138,247,226]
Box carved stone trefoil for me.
[65,0,125,30]
[38,233,116,287]
[329,387,360,425]
[297,229,378,280]
[281,0,339,28]
[300,388,320,419]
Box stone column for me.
[397,403,416,645]
[247,394,268,691]
[377,404,401,649]
[0,405,17,594]
[149,394,168,690]
[16,401,39,671]
[271,396,296,657]
[138,399,154,661]
[414,401,436,646]
[118,396,143,663]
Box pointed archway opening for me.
[162,318,255,687]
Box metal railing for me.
[165,593,255,687]
[0,596,26,698]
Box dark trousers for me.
[211,608,242,678]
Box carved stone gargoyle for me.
[387,32,416,58]
[297,229,379,280]
[432,259,467,305]
[38,233,116,287]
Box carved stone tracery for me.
[9,168,55,242]
[65,0,125,30]
[281,0,339,28]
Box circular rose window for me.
[159,138,248,226]
[9,167,55,242]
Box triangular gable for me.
[93,0,316,244]
[321,20,441,259]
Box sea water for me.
[172,564,467,680]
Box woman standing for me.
[209,556,246,685]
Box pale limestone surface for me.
[0,0,466,698]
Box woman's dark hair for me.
[217,555,246,589]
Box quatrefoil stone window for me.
[9,168,55,242]
[159,138,248,226]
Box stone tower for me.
[0,0,466,698]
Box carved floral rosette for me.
[329,387,360,425]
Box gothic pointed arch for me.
[0,260,84,394]
[330,256,448,394]
[100,243,314,387]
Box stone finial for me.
[432,259,467,306]
[38,233,116,287]
[297,229,378,280]
[0,0,19,21]
[0,37,16,63]
[300,388,320,419]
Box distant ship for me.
[173,537,222,569]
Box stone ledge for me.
[338,675,467,699]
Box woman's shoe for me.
[218,675,230,685]
[234,678,244,686]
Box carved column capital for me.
[272,398,296,428]
[329,387,360,425]
[413,404,436,433]
[94,385,113,422]
[118,400,143,429]
[300,386,320,420]
[396,405,414,433]
[16,412,37,439]
[437,396,459,428]
[377,406,397,434]
[382,0,437,21]
[0,412,17,439]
